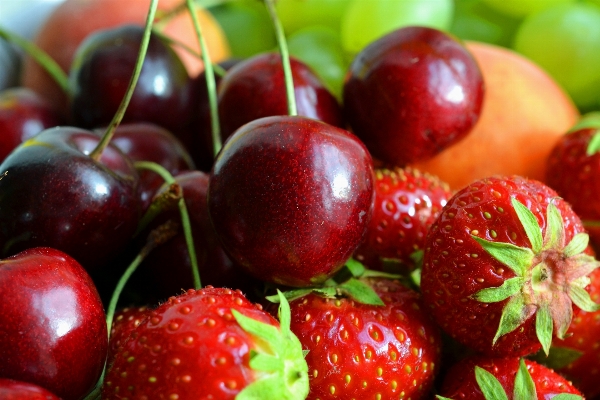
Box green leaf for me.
[435,396,454,400]
[587,131,600,155]
[568,111,600,133]
[513,359,537,400]
[563,233,589,258]
[344,258,366,277]
[569,285,600,312]
[530,346,583,370]
[337,278,384,306]
[265,289,313,303]
[512,197,543,253]
[474,366,509,400]
[543,203,565,250]
[276,290,291,338]
[249,353,282,372]
[536,305,553,356]
[232,309,281,345]
[551,394,584,400]
[494,294,534,344]
[472,236,534,277]
[473,277,524,303]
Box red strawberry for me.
[102,287,308,399]
[535,268,600,398]
[107,305,151,366]
[437,356,582,399]
[354,166,453,273]
[421,175,600,357]
[546,118,600,251]
[285,277,441,399]
[0,378,60,400]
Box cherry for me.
[0,127,141,272]
[343,26,485,166]
[98,122,195,211]
[0,247,107,400]
[69,25,197,142]
[0,378,60,400]
[0,87,63,163]
[217,52,345,141]
[208,115,375,287]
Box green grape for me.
[287,25,349,100]
[482,0,576,18]
[209,1,276,59]
[275,0,352,34]
[340,0,454,55]
[450,0,522,47]
[513,3,600,110]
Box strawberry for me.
[107,305,151,367]
[436,356,582,399]
[421,175,600,357]
[0,378,61,400]
[546,117,600,251]
[353,166,453,273]
[282,276,441,399]
[102,287,309,399]
[534,268,600,398]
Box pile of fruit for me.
[1,0,600,399]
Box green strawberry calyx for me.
[470,197,600,355]
[232,290,309,400]
[436,358,582,400]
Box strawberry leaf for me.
[551,394,584,400]
[338,278,385,306]
[249,353,282,371]
[494,294,536,344]
[471,236,533,277]
[232,309,281,345]
[512,197,542,253]
[563,233,589,258]
[435,396,454,400]
[344,258,366,277]
[472,277,524,303]
[543,202,565,250]
[529,346,583,370]
[276,289,291,337]
[535,304,553,355]
[513,358,537,400]
[586,130,600,155]
[568,285,600,312]
[474,366,509,400]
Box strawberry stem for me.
[89,0,159,161]
[185,0,222,158]
[0,27,70,95]
[263,0,297,116]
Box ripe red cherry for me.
[0,247,107,400]
[0,378,60,400]
[208,116,375,287]
[0,127,141,272]
[0,87,62,163]
[343,26,485,166]
[217,53,344,141]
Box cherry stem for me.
[0,27,70,95]
[264,0,297,116]
[135,161,201,290]
[186,0,222,157]
[88,0,159,161]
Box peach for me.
[21,0,230,117]
[413,41,579,191]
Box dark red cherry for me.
[69,25,197,139]
[0,127,140,272]
[0,247,107,400]
[97,122,195,211]
[0,378,60,400]
[343,26,485,166]
[208,116,375,287]
[0,87,63,163]
[217,53,344,141]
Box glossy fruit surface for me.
[421,175,596,357]
[0,378,60,400]
[69,25,197,136]
[0,87,62,163]
[0,126,140,272]
[288,277,441,399]
[343,26,484,166]
[208,116,375,287]
[0,247,107,400]
[217,53,344,141]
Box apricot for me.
[21,0,230,117]
[413,41,579,191]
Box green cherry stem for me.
[263,0,297,116]
[185,0,222,157]
[88,0,159,161]
[135,161,201,290]
[0,26,70,95]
